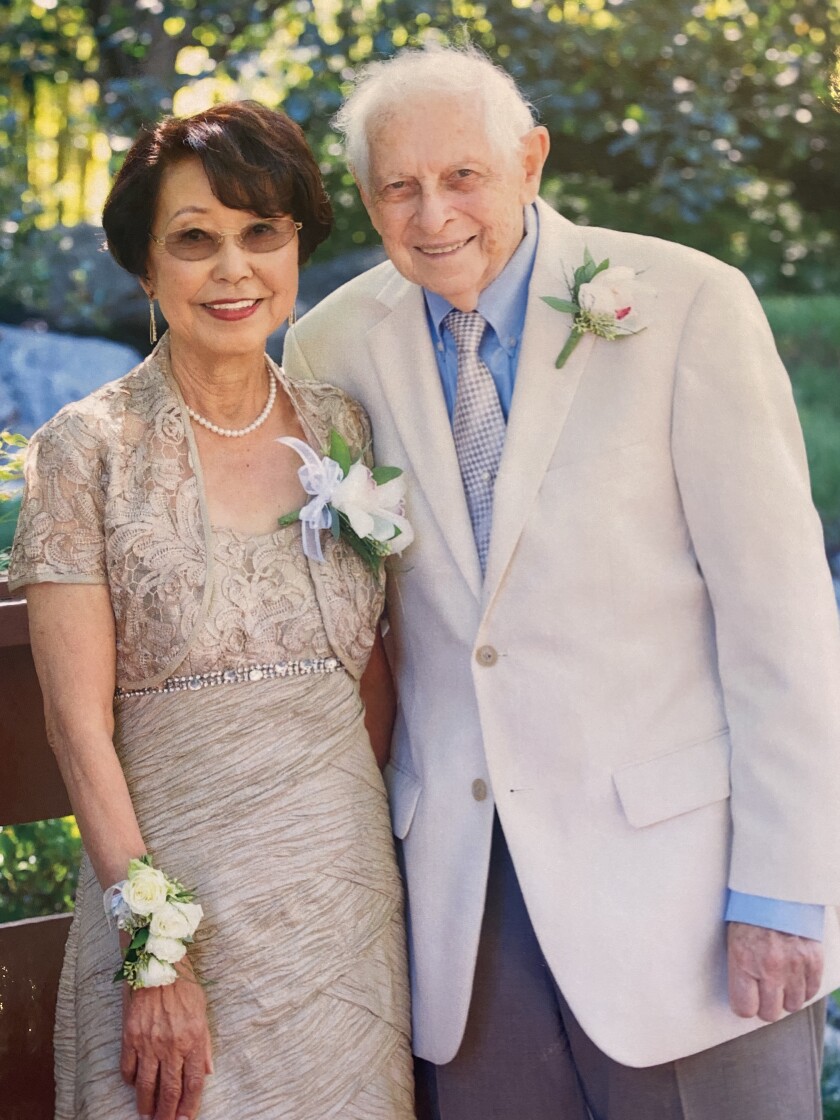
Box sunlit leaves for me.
[0,818,81,923]
[1,0,840,283]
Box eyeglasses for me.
[150,217,303,261]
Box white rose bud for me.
[171,901,203,936]
[135,956,178,988]
[149,901,192,940]
[123,866,169,916]
[146,935,188,964]
[578,265,636,314]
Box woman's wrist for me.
[104,855,203,990]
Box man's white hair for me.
[333,44,537,190]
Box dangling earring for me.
[287,304,297,327]
[148,298,158,345]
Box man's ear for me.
[520,126,550,204]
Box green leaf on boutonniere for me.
[329,430,352,476]
[574,250,611,290]
[541,296,578,315]
[278,508,302,527]
[330,506,341,539]
[372,465,402,484]
[591,258,610,281]
[574,247,594,286]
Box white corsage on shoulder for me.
[542,249,654,368]
[278,429,413,576]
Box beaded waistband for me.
[115,656,345,699]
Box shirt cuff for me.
[725,890,825,941]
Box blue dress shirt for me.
[422,203,824,942]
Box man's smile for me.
[416,236,475,257]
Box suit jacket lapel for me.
[483,205,594,601]
[366,272,483,598]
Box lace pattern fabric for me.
[177,525,334,675]
[9,334,384,686]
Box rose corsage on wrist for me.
[542,248,653,368]
[104,855,203,989]
[278,429,413,575]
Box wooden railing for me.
[0,576,72,1120]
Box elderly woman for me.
[9,102,414,1119]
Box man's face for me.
[360,96,549,312]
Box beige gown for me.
[9,340,414,1119]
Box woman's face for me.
[144,156,298,363]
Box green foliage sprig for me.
[0,430,27,572]
[0,430,27,492]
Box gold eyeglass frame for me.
[150,218,303,258]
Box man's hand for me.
[727,921,823,1022]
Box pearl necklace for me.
[185,369,277,438]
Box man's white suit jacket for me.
[283,198,840,1068]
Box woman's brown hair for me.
[102,101,332,275]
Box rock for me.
[0,323,141,437]
[2,224,150,351]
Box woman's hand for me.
[121,957,213,1120]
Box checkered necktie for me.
[445,309,506,574]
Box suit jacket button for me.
[472,778,488,802]
[476,645,498,667]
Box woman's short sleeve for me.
[8,408,108,591]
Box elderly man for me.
[284,45,840,1120]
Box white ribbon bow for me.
[277,436,345,562]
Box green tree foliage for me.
[282,0,840,290]
[0,817,81,923]
[2,0,840,305]
[0,431,27,569]
[764,295,840,548]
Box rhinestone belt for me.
[115,656,345,699]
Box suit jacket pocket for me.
[384,761,422,839]
[613,731,731,829]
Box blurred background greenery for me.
[2,0,840,323]
[1,0,839,1091]
[0,817,81,923]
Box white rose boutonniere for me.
[278,429,414,575]
[542,249,653,368]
